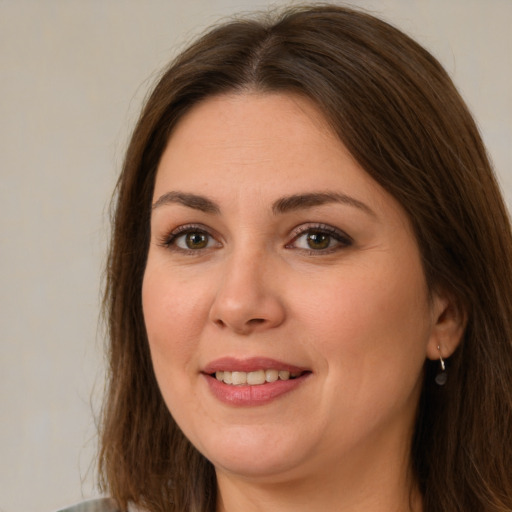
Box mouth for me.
[211,369,307,386]
[201,357,311,405]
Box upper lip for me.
[202,357,309,374]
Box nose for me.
[208,251,286,335]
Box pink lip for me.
[202,357,311,406]
[202,356,308,374]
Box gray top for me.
[55,498,120,512]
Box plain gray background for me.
[1,1,511,511]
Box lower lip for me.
[204,373,310,406]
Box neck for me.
[216,469,422,512]
[217,469,422,512]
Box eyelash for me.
[158,223,353,255]
[287,223,353,255]
[158,224,219,254]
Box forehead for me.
[163,92,336,163]
[155,93,367,194]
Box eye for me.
[288,225,352,253]
[159,225,220,252]
[176,231,211,250]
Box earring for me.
[435,345,447,386]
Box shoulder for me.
[55,498,121,512]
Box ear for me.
[426,291,467,361]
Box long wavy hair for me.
[99,5,512,512]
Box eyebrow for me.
[271,192,376,217]
[152,191,220,214]
[152,190,375,217]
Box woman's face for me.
[143,93,445,483]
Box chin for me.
[190,423,316,480]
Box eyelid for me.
[156,222,352,254]
[286,223,353,252]
[157,223,221,251]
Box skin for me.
[142,92,464,512]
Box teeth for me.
[232,371,247,385]
[265,369,278,383]
[278,370,290,380]
[247,369,265,385]
[214,369,302,386]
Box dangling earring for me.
[435,345,447,386]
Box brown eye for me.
[167,229,219,251]
[184,232,209,249]
[289,225,353,253]
[306,231,331,250]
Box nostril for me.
[213,316,267,334]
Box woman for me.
[89,4,512,512]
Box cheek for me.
[296,258,431,386]
[142,263,209,373]
[297,262,430,439]
[141,264,211,426]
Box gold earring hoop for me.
[435,345,447,386]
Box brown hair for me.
[99,5,512,511]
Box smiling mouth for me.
[212,369,308,386]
